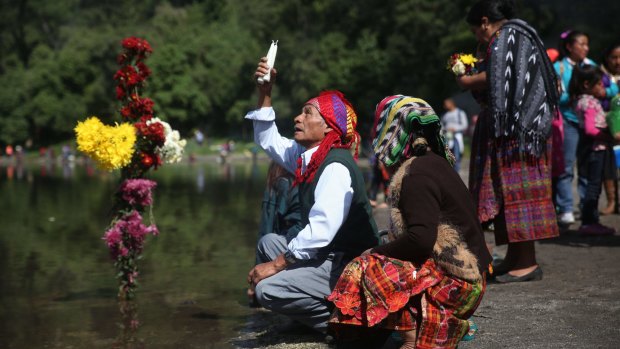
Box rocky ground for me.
[230,160,620,349]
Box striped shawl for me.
[487,19,559,157]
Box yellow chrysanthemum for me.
[75,116,136,170]
[460,54,478,66]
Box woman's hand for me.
[456,72,487,90]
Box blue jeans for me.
[580,150,605,225]
[554,120,587,214]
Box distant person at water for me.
[245,57,378,333]
[440,98,468,172]
[194,129,205,146]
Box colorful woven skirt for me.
[469,110,559,244]
[327,254,485,349]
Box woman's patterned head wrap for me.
[372,95,454,167]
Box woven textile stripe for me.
[332,94,348,136]
[372,95,443,167]
[469,110,559,243]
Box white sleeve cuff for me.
[245,107,275,121]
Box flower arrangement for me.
[446,53,478,76]
[75,37,185,299]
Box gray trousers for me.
[254,233,348,332]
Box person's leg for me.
[255,253,347,333]
[496,240,536,273]
[250,234,288,305]
[256,233,288,264]
[580,151,605,226]
[555,120,579,217]
[507,241,536,270]
[602,179,616,215]
[601,149,617,215]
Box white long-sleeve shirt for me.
[245,107,353,260]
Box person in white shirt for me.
[246,58,379,333]
[441,98,468,172]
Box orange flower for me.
[333,293,361,316]
[386,291,410,312]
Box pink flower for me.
[146,224,159,236]
[103,227,120,244]
[120,179,157,207]
[102,210,158,259]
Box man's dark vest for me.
[298,148,379,257]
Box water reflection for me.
[114,300,144,349]
[0,159,268,348]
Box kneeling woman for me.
[328,96,492,348]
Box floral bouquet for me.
[75,37,186,300]
[446,53,478,76]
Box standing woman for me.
[600,42,620,214]
[554,30,595,224]
[600,42,620,110]
[456,0,560,282]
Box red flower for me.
[134,97,154,116]
[386,291,410,312]
[139,115,153,122]
[117,53,128,65]
[136,62,151,79]
[333,293,361,316]
[120,97,155,121]
[140,152,154,168]
[120,106,133,119]
[116,86,126,100]
[121,37,153,59]
[114,66,144,89]
[135,119,165,146]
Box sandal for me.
[461,319,478,341]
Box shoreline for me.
[0,153,373,168]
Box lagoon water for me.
[0,159,268,348]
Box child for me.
[570,65,617,235]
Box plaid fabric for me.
[328,254,486,348]
[469,111,559,244]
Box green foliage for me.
[0,0,617,147]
